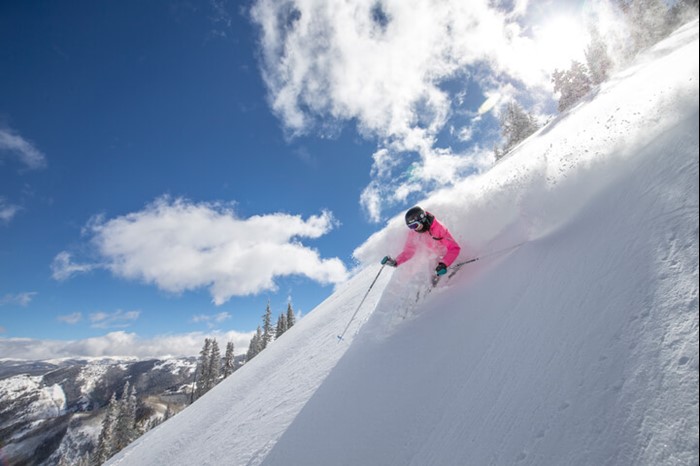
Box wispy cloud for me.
[0,292,37,307]
[51,251,98,281]
[192,312,231,323]
[57,312,83,324]
[249,0,620,220]
[209,0,233,29]
[249,0,525,219]
[0,329,255,360]
[192,311,232,328]
[0,198,21,224]
[89,310,140,329]
[53,196,348,304]
[0,126,47,170]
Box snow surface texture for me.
[107,20,699,466]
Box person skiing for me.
[381,206,461,277]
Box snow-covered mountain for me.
[105,20,699,466]
[0,356,198,465]
[100,20,699,466]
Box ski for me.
[408,243,528,312]
[429,258,472,291]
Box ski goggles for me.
[407,220,422,230]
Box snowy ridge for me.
[107,20,698,466]
[0,375,66,429]
[0,356,200,465]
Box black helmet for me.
[405,206,427,229]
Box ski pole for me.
[337,265,385,342]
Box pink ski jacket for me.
[395,214,461,267]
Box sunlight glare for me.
[534,15,589,71]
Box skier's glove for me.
[435,262,448,276]
[381,256,397,267]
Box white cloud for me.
[0,198,21,224]
[89,310,140,329]
[57,312,83,324]
[0,127,47,170]
[0,330,256,360]
[360,183,383,223]
[54,196,348,304]
[51,251,98,281]
[192,312,232,328]
[250,0,612,219]
[0,292,37,307]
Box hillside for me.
[107,20,699,466]
[0,357,198,465]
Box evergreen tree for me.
[286,302,296,328]
[552,61,592,112]
[495,101,540,159]
[113,382,137,452]
[262,302,273,349]
[622,0,672,52]
[93,392,118,465]
[585,26,613,85]
[667,0,699,31]
[223,341,235,377]
[246,326,263,361]
[208,338,221,389]
[195,338,212,399]
[254,326,263,355]
[127,384,139,439]
[275,313,288,338]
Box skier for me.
[381,206,461,278]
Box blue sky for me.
[1,0,606,357]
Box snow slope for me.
[107,20,699,466]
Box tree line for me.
[245,301,296,361]
[495,0,698,161]
[62,380,174,466]
[79,301,298,465]
[191,301,297,401]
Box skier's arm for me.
[441,232,461,267]
[395,233,417,265]
[433,222,461,267]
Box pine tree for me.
[254,326,263,355]
[93,392,118,465]
[275,313,288,338]
[623,0,672,52]
[208,338,221,389]
[246,326,263,361]
[668,0,700,29]
[585,26,613,85]
[552,61,592,112]
[495,101,540,159]
[113,381,137,452]
[223,341,235,377]
[286,302,296,328]
[195,338,212,399]
[262,302,273,349]
[127,384,138,437]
